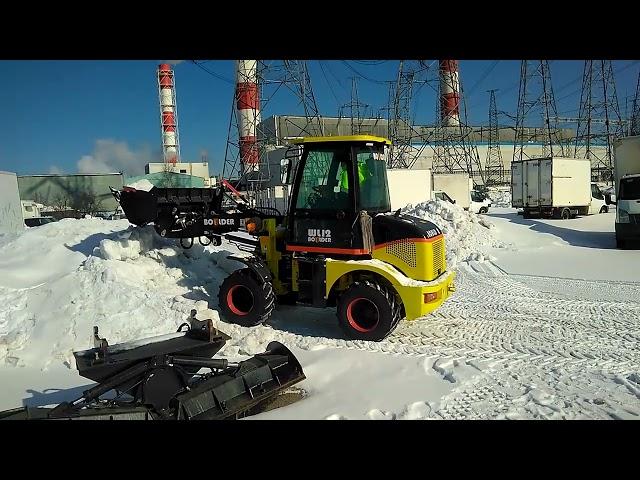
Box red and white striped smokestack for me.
[158,64,180,164]
[439,60,461,127]
[236,60,260,174]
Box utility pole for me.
[484,89,505,186]
[513,60,565,162]
[574,60,623,182]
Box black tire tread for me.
[336,280,402,341]
[218,268,276,327]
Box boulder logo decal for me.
[308,228,332,243]
[204,218,235,226]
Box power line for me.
[340,60,390,85]
[466,61,500,98]
[556,60,640,103]
[352,60,389,66]
[317,60,342,111]
[190,60,234,84]
[321,61,348,93]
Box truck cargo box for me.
[511,157,591,209]
[433,173,472,210]
[0,171,25,234]
[387,169,432,210]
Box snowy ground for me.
[0,205,638,420]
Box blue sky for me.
[1,60,639,177]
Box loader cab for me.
[284,135,392,254]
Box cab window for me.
[355,146,391,213]
[295,147,350,210]
[471,191,485,202]
[619,177,640,200]
[591,184,604,200]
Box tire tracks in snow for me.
[229,261,640,419]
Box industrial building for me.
[17,172,124,213]
[127,171,206,188]
[254,114,594,189]
[258,115,574,146]
[144,162,215,187]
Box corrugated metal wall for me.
[17,173,125,212]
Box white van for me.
[434,189,492,214]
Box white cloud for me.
[48,165,63,174]
[77,139,159,176]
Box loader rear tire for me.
[218,269,275,327]
[336,281,402,342]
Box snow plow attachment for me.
[0,312,305,420]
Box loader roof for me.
[289,135,391,145]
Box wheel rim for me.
[346,298,380,333]
[562,210,570,219]
[227,285,254,316]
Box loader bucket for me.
[114,187,159,226]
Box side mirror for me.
[452,199,456,204]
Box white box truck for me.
[612,136,640,248]
[386,170,492,213]
[0,171,25,234]
[387,168,433,210]
[433,173,472,210]
[433,173,492,214]
[21,200,41,219]
[511,157,607,219]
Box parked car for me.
[24,216,56,227]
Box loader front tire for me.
[218,269,275,327]
[336,281,402,342]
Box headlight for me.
[617,209,630,223]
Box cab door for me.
[589,183,605,214]
[286,143,361,253]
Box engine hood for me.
[372,213,443,244]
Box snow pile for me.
[487,188,512,207]
[0,219,247,370]
[400,199,508,267]
[125,179,155,191]
[96,226,161,261]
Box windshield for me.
[356,145,391,212]
[471,191,486,202]
[591,184,604,200]
[619,177,640,200]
